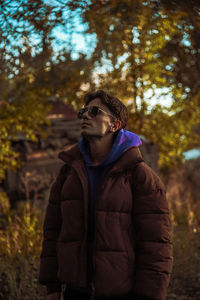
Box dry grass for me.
[167,227,200,300]
[0,192,200,299]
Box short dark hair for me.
[83,90,129,129]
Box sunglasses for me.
[77,106,114,119]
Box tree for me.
[78,0,200,170]
[0,0,94,180]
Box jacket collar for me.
[58,144,143,175]
[109,146,144,175]
[58,144,81,163]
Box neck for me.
[88,134,115,166]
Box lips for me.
[82,122,91,127]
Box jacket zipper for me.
[72,162,89,287]
[90,282,95,300]
[90,175,109,300]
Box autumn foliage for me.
[0,0,200,299]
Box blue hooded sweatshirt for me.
[78,129,142,288]
[78,129,142,212]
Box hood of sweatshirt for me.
[78,129,142,167]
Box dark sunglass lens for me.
[89,106,99,117]
[77,108,86,119]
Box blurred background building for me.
[2,101,159,208]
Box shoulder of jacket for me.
[59,163,71,174]
[132,161,166,193]
[54,163,72,186]
[58,144,81,163]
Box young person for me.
[39,90,173,300]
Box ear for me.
[110,119,122,132]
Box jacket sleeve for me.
[39,164,69,292]
[131,162,173,300]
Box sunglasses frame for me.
[77,105,114,119]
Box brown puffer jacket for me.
[39,145,173,300]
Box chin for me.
[81,130,92,138]
[82,132,105,140]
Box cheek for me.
[100,120,111,133]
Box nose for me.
[82,110,91,119]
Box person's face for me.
[79,98,115,138]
